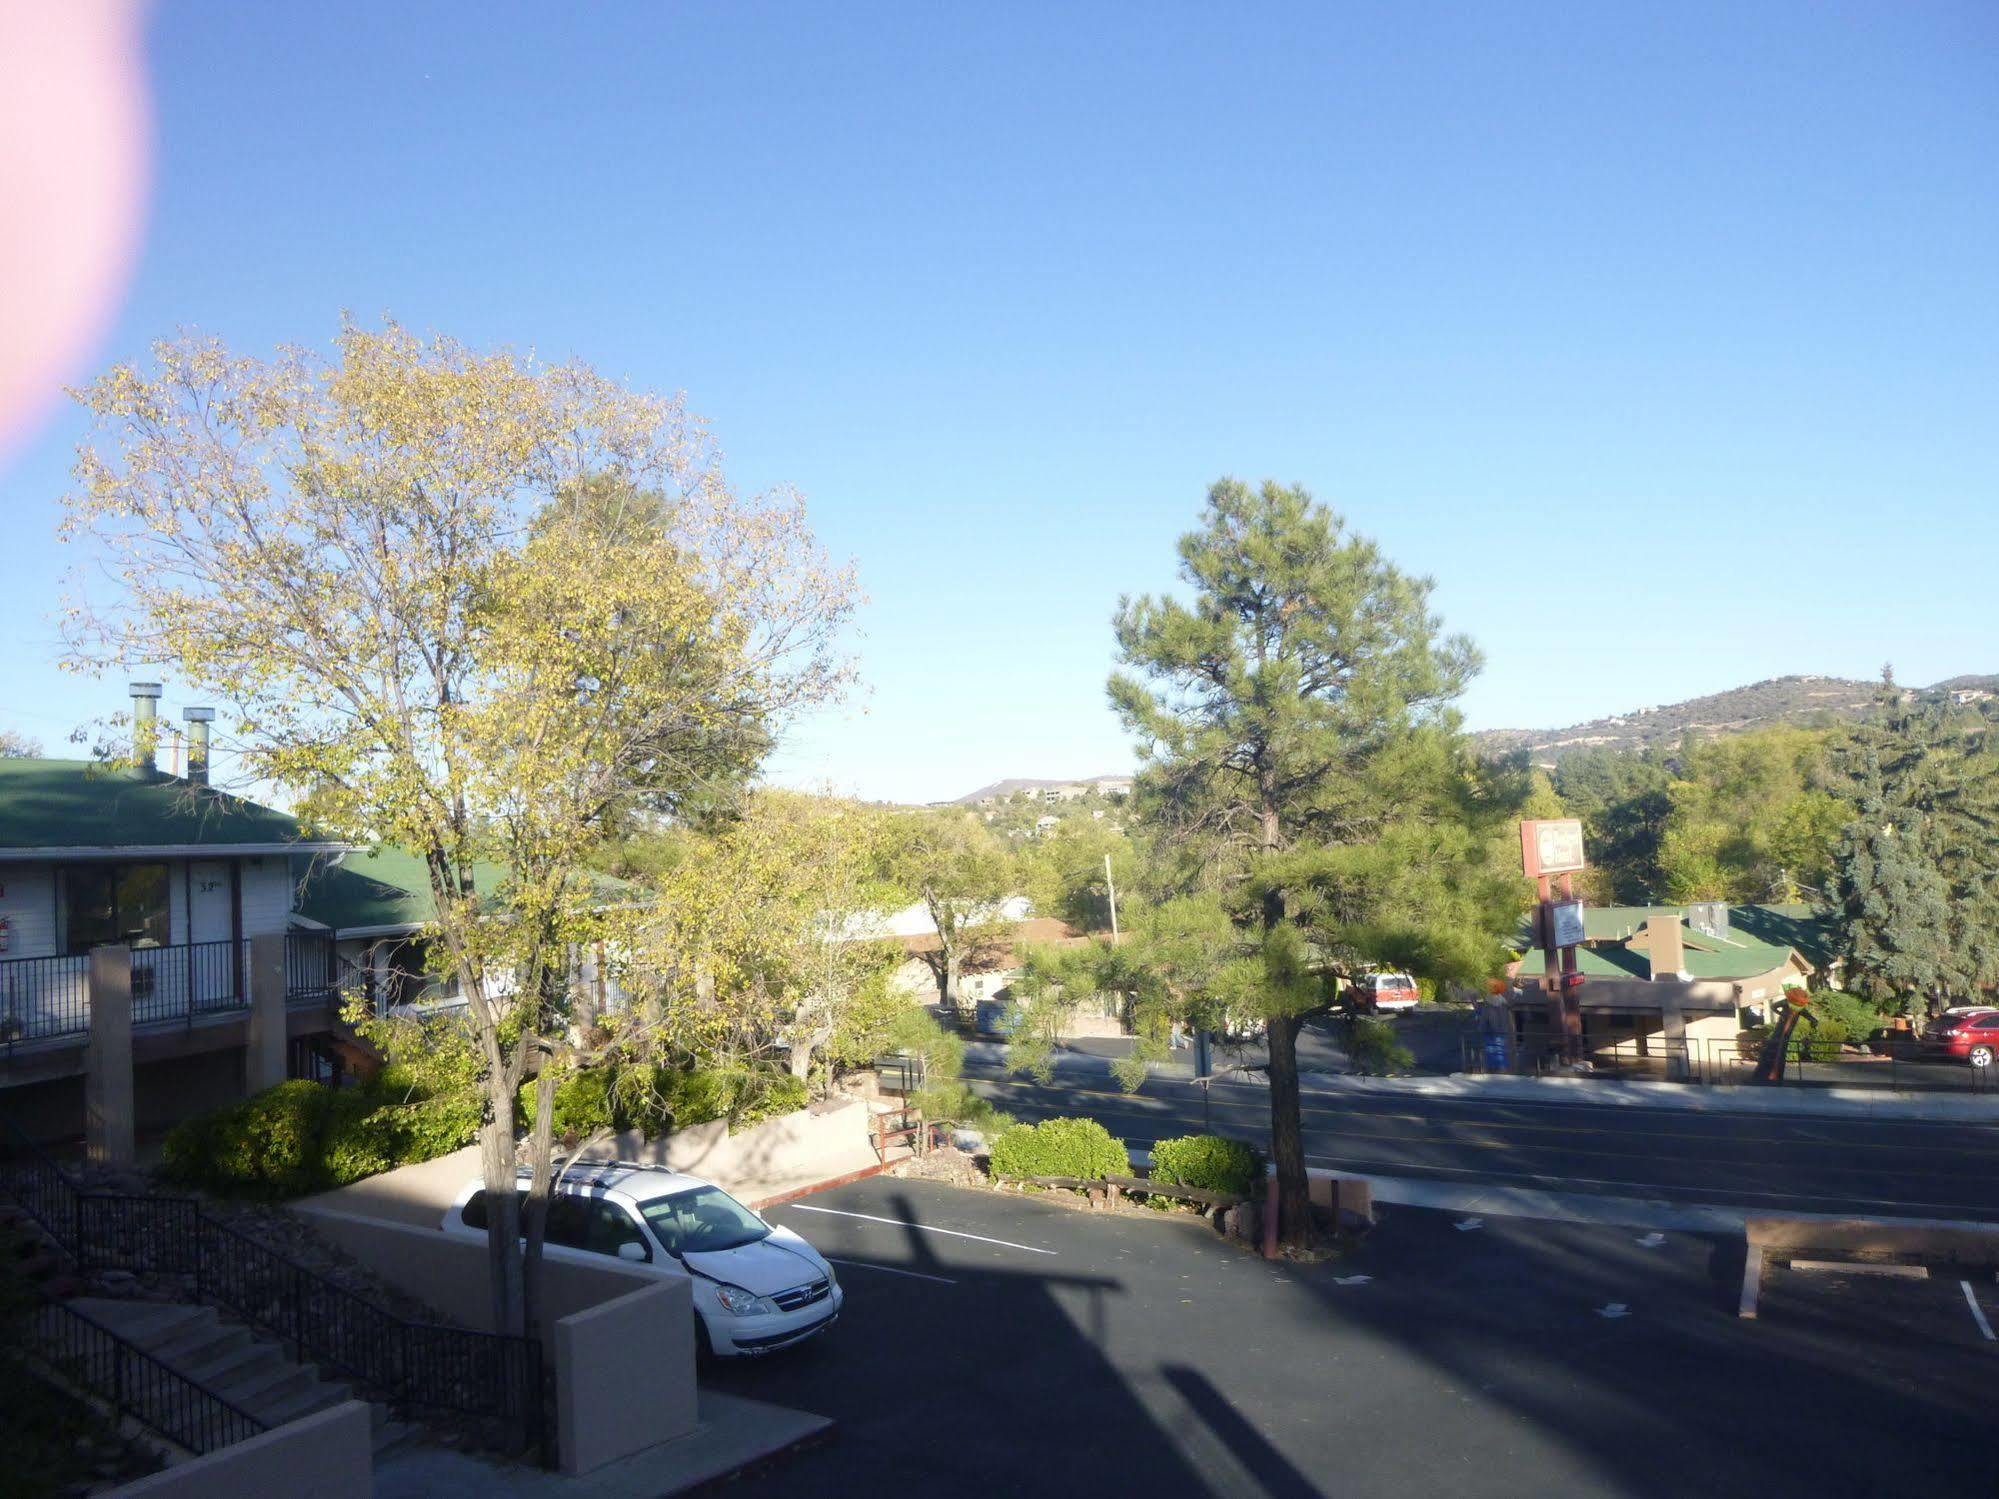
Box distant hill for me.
[947,774,1131,805]
[1475,673,1989,763]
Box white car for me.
[442,1164,843,1357]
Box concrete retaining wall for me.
[106,1400,372,1499]
[297,1094,880,1229]
[292,1205,671,1336]
[585,1094,878,1192]
[552,1281,697,1474]
[290,1207,699,1473]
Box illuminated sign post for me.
[1520,819,1588,1061]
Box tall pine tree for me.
[1110,479,1513,1248]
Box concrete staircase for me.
[68,1298,423,1462]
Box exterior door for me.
[186,861,236,1008]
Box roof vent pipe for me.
[182,706,214,788]
[128,682,162,780]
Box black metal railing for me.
[0,1113,548,1462]
[28,1294,267,1455]
[285,931,341,1008]
[1,933,351,1053]
[131,939,247,1026]
[0,952,92,1048]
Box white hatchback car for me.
[442,1164,843,1357]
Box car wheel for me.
[1970,1045,1994,1069]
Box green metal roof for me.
[0,758,339,856]
[294,846,638,937]
[293,847,509,935]
[1518,935,1800,982]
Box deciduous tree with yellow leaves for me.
[60,320,856,1355]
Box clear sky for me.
[2,2,1995,804]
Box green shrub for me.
[1797,990,1883,1043]
[162,1072,479,1199]
[1149,1134,1262,1198]
[989,1117,1129,1181]
[162,1080,332,1198]
[1346,1017,1415,1075]
[520,1066,622,1139]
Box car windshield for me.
[641,1186,772,1255]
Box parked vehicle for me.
[442,1164,842,1357]
[1921,1007,1999,1068]
[1352,973,1420,1013]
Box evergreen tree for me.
[1824,691,1999,1010]
[1109,479,1512,1248]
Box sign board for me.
[1549,900,1586,948]
[1520,818,1586,878]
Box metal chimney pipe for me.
[181,706,214,787]
[128,682,162,779]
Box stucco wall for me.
[587,1093,878,1193]
[105,1400,372,1499]
[551,1281,698,1474]
[291,1204,683,1338]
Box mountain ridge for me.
[1473,672,1993,763]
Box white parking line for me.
[1960,1280,1996,1341]
[782,1204,1058,1255]
[823,1256,957,1285]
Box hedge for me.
[988,1117,1129,1181]
[162,1075,480,1200]
[518,1065,809,1141]
[1149,1134,1262,1199]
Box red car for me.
[1921,1007,1999,1068]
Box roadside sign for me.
[1549,900,1586,947]
[1520,818,1586,877]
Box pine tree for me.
[1109,479,1512,1248]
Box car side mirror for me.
[617,1241,647,1263]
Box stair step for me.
[256,1379,350,1429]
[221,1360,316,1410]
[150,1319,246,1366]
[181,1338,282,1390]
[68,1299,206,1346]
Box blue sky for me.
[3,2,1995,804]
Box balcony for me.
[0,933,344,1057]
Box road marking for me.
[1333,1274,1372,1286]
[1596,1303,1630,1319]
[822,1256,956,1285]
[782,1204,1058,1255]
[1961,1280,1996,1341]
[1454,1217,1484,1232]
[1636,1233,1666,1248]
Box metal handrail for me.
[0,1111,548,1461]
[27,1293,267,1455]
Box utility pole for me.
[1104,854,1120,944]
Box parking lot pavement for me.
[706,1178,1994,1499]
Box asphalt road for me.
[711,1177,1997,1499]
[963,1057,1999,1223]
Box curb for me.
[749,1159,897,1212]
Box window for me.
[63,863,170,954]
[460,1190,651,1261]
[641,1186,771,1255]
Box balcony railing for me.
[0,932,342,1055]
